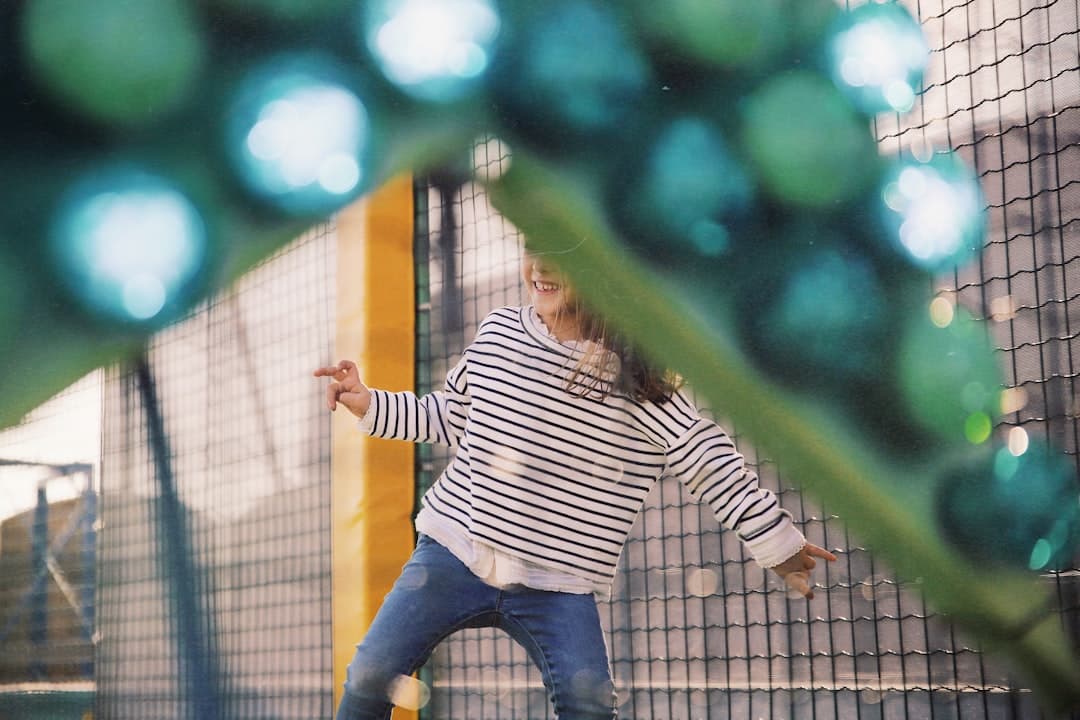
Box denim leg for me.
[335,535,500,720]
[500,589,617,720]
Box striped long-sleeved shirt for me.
[361,306,805,588]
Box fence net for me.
[412,2,1080,718]
[95,227,337,719]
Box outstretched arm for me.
[663,403,838,597]
[315,356,471,447]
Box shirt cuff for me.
[745,518,807,569]
[356,390,380,434]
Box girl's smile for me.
[531,279,560,295]
[523,252,581,342]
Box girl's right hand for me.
[313,360,372,418]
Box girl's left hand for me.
[771,543,838,599]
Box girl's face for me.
[522,251,580,338]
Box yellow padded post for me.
[332,174,417,719]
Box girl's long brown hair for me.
[558,299,681,404]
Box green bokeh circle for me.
[898,305,1003,444]
[22,0,206,126]
[741,70,879,207]
[937,442,1080,571]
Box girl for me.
[316,251,836,720]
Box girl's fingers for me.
[785,571,813,599]
[314,367,347,381]
[315,361,359,381]
[316,363,364,413]
[807,544,838,562]
[338,360,361,383]
[326,382,341,411]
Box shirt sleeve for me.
[665,415,805,568]
[357,355,470,448]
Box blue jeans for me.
[336,534,617,719]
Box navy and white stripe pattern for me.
[363,307,804,586]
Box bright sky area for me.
[0,371,101,522]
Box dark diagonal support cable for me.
[135,356,222,720]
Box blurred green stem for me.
[490,154,1080,715]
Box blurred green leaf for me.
[489,152,1080,715]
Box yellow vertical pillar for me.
[332,174,417,719]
